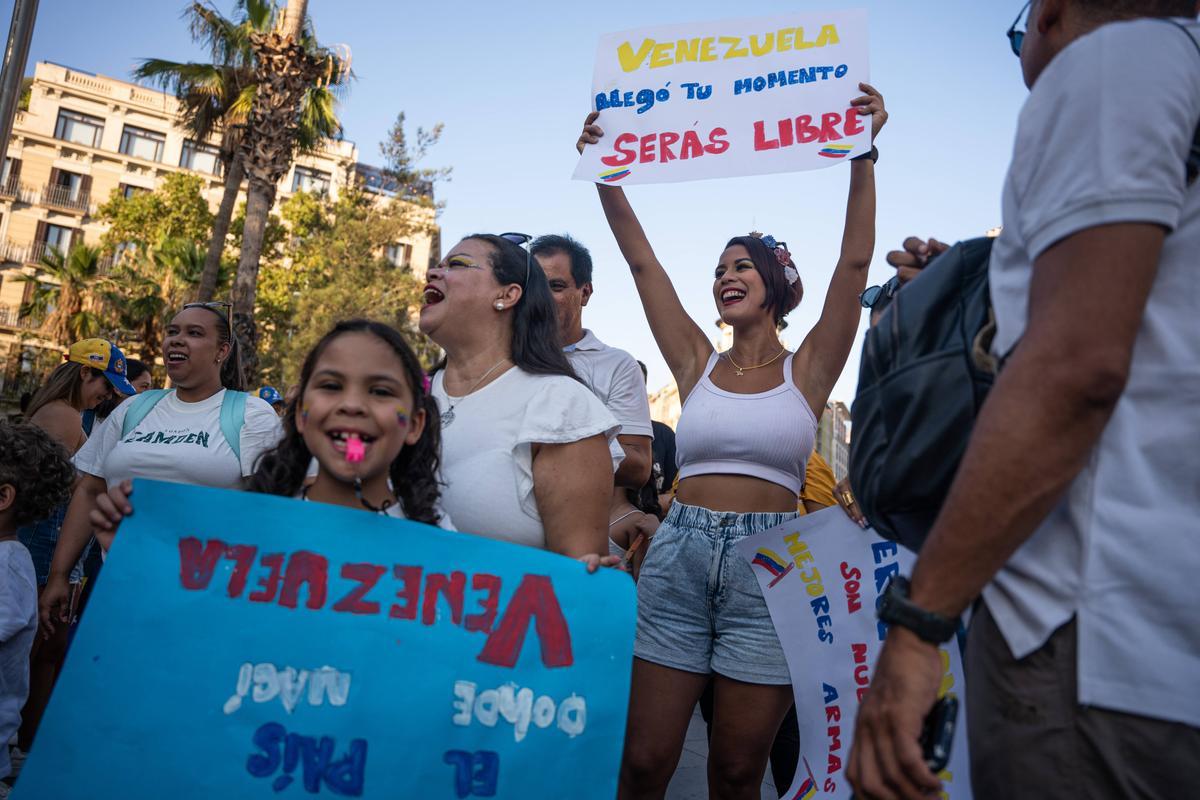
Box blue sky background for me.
[2,0,1032,404]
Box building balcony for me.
[38,183,92,214]
[1,240,114,272]
[0,176,19,200]
[0,303,36,330]
[0,239,28,264]
[24,240,51,264]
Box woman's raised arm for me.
[580,113,713,397]
[794,83,887,414]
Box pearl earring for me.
[494,301,505,311]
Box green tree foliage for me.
[101,240,229,364]
[255,183,438,387]
[90,174,221,364]
[16,245,108,344]
[95,173,214,254]
[380,111,451,204]
[135,0,350,303]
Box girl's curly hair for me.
[247,319,443,525]
[0,421,75,526]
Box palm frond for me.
[228,84,257,123]
[240,0,277,33]
[186,2,243,65]
[295,87,341,153]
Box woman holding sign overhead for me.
[578,82,886,797]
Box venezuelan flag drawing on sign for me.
[752,547,794,588]
[818,144,854,159]
[599,166,631,182]
[791,776,818,800]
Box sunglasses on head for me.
[498,232,533,286]
[183,301,234,340]
[859,276,900,309]
[1007,1,1031,57]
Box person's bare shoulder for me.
[30,401,84,451]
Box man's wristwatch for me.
[877,576,958,644]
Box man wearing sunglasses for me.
[531,234,653,493]
[849,2,1200,799]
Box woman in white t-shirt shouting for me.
[39,301,282,633]
[420,233,621,563]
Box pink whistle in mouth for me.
[345,434,365,463]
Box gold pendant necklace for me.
[725,348,786,376]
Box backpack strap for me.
[219,390,248,469]
[120,389,170,438]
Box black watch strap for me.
[852,145,878,164]
[877,576,958,644]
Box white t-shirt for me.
[432,366,620,549]
[565,329,654,438]
[983,18,1200,727]
[0,539,37,779]
[74,389,283,490]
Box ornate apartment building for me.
[0,61,438,408]
[816,400,851,481]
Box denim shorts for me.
[16,501,86,585]
[635,501,797,685]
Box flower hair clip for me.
[750,232,799,286]
[421,373,432,395]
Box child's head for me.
[249,320,443,524]
[0,420,75,534]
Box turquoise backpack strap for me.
[120,389,170,438]
[219,390,248,469]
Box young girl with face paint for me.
[249,319,446,523]
[89,320,451,537]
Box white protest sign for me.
[735,509,972,800]
[573,11,871,185]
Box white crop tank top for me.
[674,351,817,495]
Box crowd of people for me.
[2,1,1199,798]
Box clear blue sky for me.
[1,0,1031,405]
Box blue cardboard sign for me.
[16,480,636,798]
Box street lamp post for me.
[0,0,39,171]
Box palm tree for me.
[16,245,107,344]
[102,238,226,363]
[135,1,346,305]
[234,0,348,379]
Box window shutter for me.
[80,173,92,203]
[47,167,60,188]
[34,219,47,244]
[9,157,20,184]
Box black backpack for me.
[850,19,1200,552]
[848,237,997,552]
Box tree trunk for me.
[280,0,308,38]
[232,176,273,382]
[233,0,319,385]
[196,149,244,302]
